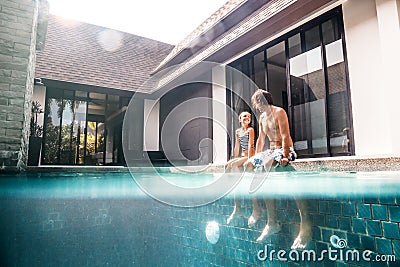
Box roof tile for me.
[35,15,174,92]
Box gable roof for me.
[35,15,174,92]
[153,0,246,73]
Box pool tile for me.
[393,240,400,258]
[372,205,389,221]
[363,197,380,204]
[322,228,333,243]
[326,215,338,228]
[375,237,393,255]
[338,217,352,231]
[307,200,318,213]
[389,206,400,223]
[367,220,383,236]
[319,201,329,214]
[332,231,347,248]
[360,235,375,251]
[314,214,326,227]
[329,202,342,215]
[346,233,361,249]
[379,196,396,205]
[315,241,328,252]
[352,218,366,234]
[311,226,321,240]
[383,222,400,239]
[342,203,356,217]
[357,204,372,219]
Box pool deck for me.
[25,156,400,173]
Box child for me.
[226,111,255,224]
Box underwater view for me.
[1,170,399,266]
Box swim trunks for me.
[249,147,297,167]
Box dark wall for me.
[122,98,145,165]
[160,79,213,165]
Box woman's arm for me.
[233,130,240,158]
[247,127,255,157]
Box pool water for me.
[0,171,399,266]
[1,171,399,198]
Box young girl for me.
[226,111,255,224]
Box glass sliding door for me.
[253,51,266,89]
[106,94,121,164]
[322,17,351,154]
[266,41,288,112]
[288,34,308,154]
[228,7,353,158]
[72,95,87,165]
[42,88,127,165]
[226,60,259,158]
[85,120,105,165]
[59,91,74,164]
[289,26,328,156]
[43,90,62,164]
[85,92,106,165]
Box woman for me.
[226,111,255,224]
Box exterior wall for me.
[343,0,400,156]
[375,0,400,156]
[212,65,227,165]
[143,99,160,151]
[0,0,48,172]
[123,97,144,162]
[160,80,213,165]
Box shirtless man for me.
[245,89,311,250]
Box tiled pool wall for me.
[1,194,399,266]
[145,195,400,267]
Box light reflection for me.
[97,29,123,52]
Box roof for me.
[35,15,174,92]
[153,0,340,77]
[153,0,247,73]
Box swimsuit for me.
[237,128,254,153]
[238,131,250,151]
[249,147,297,167]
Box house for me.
[1,0,399,170]
[33,15,173,165]
[123,0,400,167]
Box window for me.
[227,7,352,158]
[42,88,128,165]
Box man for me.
[245,89,311,250]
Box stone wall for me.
[0,0,48,172]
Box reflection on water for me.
[0,171,399,266]
[0,171,399,200]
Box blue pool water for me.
[1,171,399,199]
[0,170,399,266]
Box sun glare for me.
[46,0,227,44]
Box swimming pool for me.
[0,170,399,266]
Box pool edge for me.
[20,156,400,174]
